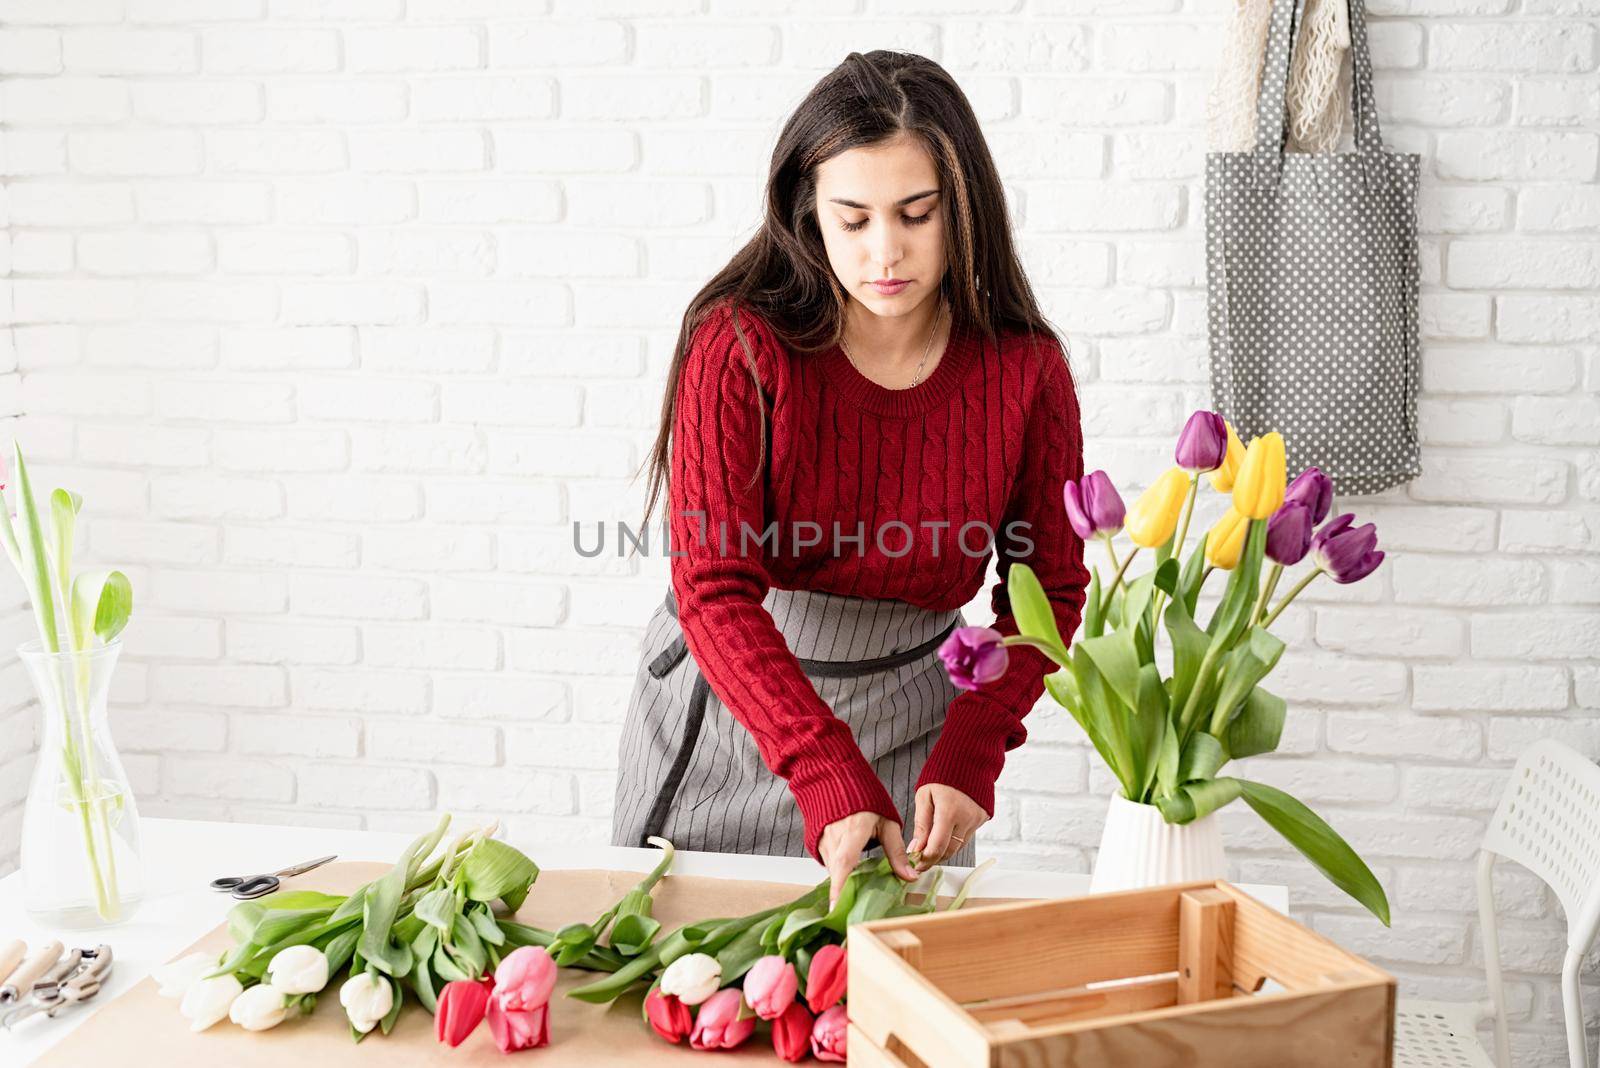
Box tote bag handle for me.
[1252,0,1386,187]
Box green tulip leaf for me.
[1178,732,1230,784]
[1226,686,1287,760]
[71,569,132,648]
[12,446,60,651]
[1156,776,1243,824]
[1077,631,1141,711]
[1210,627,1286,734]
[1163,588,1210,714]
[461,838,540,911]
[1238,780,1390,926]
[1083,567,1104,639]
[1007,563,1070,665]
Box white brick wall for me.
[1,180,33,878]
[1,1,1597,1060]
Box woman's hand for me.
[907,784,988,869]
[817,811,918,908]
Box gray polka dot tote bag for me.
[1205,0,1422,496]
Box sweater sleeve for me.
[667,303,902,863]
[915,335,1091,816]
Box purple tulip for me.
[1174,410,1229,473]
[1062,470,1125,541]
[1284,466,1334,525]
[938,626,1009,691]
[1310,514,1385,584]
[1265,501,1314,566]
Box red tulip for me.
[811,1005,848,1062]
[434,977,493,1047]
[485,946,557,1051]
[644,988,692,1044]
[804,944,847,1014]
[772,1000,816,1062]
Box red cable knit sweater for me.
[668,300,1089,863]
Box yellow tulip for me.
[1231,432,1286,520]
[1206,506,1251,569]
[1125,467,1191,548]
[1207,420,1246,492]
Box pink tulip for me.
[486,946,557,1052]
[772,1000,816,1063]
[487,998,548,1052]
[689,988,755,1051]
[805,944,847,1014]
[811,1005,848,1062]
[644,988,692,1044]
[493,946,558,1010]
[743,955,798,1021]
[434,977,493,1047]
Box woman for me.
[611,50,1089,907]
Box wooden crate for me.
[848,879,1395,1068]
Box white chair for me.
[1395,738,1600,1068]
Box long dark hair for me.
[639,49,1063,528]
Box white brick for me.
[1435,131,1598,181]
[418,180,560,224]
[166,756,293,803]
[1271,653,1408,706]
[433,673,567,722]
[1416,185,1510,233]
[504,724,619,770]
[79,422,208,466]
[489,20,627,67]
[0,30,61,74]
[436,767,571,815]
[154,664,287,708]
[295,668,427,715]
[1518,184,1600,232]
[433,577,565,626]
[1497,295,1600,344]
[368,720,498,766]
[358,229,493,277]
[10,184,133,226]
[217,230,352,275]
[1421,346,1580,395]
[346,26,481,72]
[364,526,493,572]
[281,281,424,325]
[1315,607,1465,658]
[61,29,196,73]
[237,714,361,757]
[1517,75,1600,127]
[203,28,339,73]
[349,426,484,474]
[558,75,704,121]
[269,0,402,17]
[137,181,270,224]
[2,131,66,177]
[290,573,427,620]
[1380,77,1508,126]
[151,474,283,521]
[287,476,422,522]
[220,326,355,370]
[1448,240,1600,290]
[1413,665,1569,712]
[212,426,350,470]
[1410,454,1567,505]
[1487,715,1599,761]
[131,80,262,125]
[159,380,294,422]
[117,708,225,752]
[1551,560,1600,604]
[207,130,346,174]
[2,77,127,124]
[426,480,562,524]
[1392,556,1545,607]
[1096,23,1223,72]
[1028,183,1183,231]
[90,520,218,565]
[1429,22,1597,73]
[230,621,360,665]
[266,80,407,124]
[299,764,434,810]
[1326,712,1481,761]
[129,0,261,20]
[363,624,499,670]
[70,130,202,176]
[225,525,358,568]
[276,179,415,224]
[78,231,211,275]
[429,281,569,327]
[1471,612,1600,660]
[349,130,486,173]
[1418,398,1506,446]
[1512,396,1600,445]
[359,327,496,373]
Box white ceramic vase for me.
[1088,792,1226,894]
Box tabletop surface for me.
[0,817,1289,1063]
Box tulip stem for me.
[1101,533,1120,575]
[1172,475,1201,561]
[1261,567,1322,629]
[1104,546,1139,604]
[1252,564,1283,627]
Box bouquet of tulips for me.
[940,412,1390,924]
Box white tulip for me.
[179,973,244,1032]
[266,945,329,995]
[228,983,289,1032]
[658,952,722,1006]
[339,971,393,1034]
[152,952,215,999]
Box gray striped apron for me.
[610,585,979,867]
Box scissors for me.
[210,854,337,899]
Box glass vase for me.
[18,637,144,927]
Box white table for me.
[1,817,1288,1064]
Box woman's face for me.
[813,133,947,321]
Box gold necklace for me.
[841,298,946,390]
